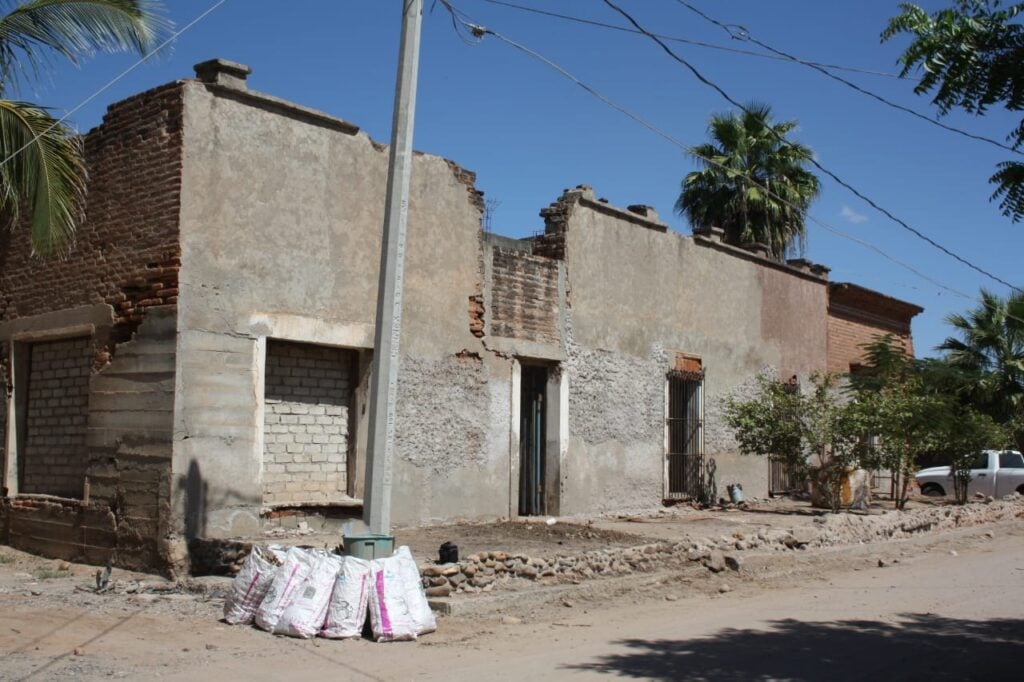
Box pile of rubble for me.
[420,496,1024,597]
[812,494,1024,547]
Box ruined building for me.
[0,60,921,573]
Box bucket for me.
[342,534,394,560]
[439,541,459,564]
[727,483,745,504]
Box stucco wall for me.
[174,77,504,534]
[558,189,828,508]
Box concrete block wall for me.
[21,337,93,497]
[489,247,561,344]
[262,341,353,505]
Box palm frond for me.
[0,0,169,92]
[0,97,84,255]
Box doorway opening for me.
[518,364,548,516]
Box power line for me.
[435,2,972,299]
[0,0,230,171]
[673,0,1021,157]
[435,1,1024,329]
[601,0,1022,296]
[477,0,902,79]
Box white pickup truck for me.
[916,449,1024,498]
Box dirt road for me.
[2,521,1022,681]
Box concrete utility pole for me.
[363,0,423,536]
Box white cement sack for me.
[393,546,437,636]
[254,547,319,632]
[368,546,436,642]
[223,545,287,626]
[274,553,343,639]
[320,556,372,639]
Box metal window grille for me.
[667,369,714,502]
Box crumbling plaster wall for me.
[557,190,828,508]
[174,76,506,535]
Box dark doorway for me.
[518,365,548,516]
[666,370,707,500]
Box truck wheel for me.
[921,483,945,497]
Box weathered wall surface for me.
[85,310,177,569]
[827,313,916,374]
[0,82,184,571]
[262,340,354,505]
[0,82,184,343]
[489,246,561,345]
[827,283,921,374]
[556,187,828,508]
[174,74,501,534]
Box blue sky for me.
[25,0,1024,356]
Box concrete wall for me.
[173,71,500,535]
[21,337,93,497]
[552,187,829,509]
[85,310,177,569]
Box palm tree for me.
[677,102,820,261]
[0,0,167,256]
[938,289,1024,449]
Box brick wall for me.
[827,313,914,374]
[489,247,561,344]
[263,341,354,505]
[0,82,185,572]
[21,337,92,497]
[0,81,184,345]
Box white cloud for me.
[840,205,868,224]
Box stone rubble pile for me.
[810,494,1024,547]
[420,495,1024,597]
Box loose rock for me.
[704,550,726,573]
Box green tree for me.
[724,373,867,512]
[939,405,1011,504]
[0,0,167,255]
[937,289,1024,449]
[882,1,1024,221]
[676,102,821,261]
[851,336,948,509]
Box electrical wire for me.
[478,0,902,79]
[673,0,1021,156]
[601,0,1022,295]
[0,0,230,171]
[435,0,1024,328]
